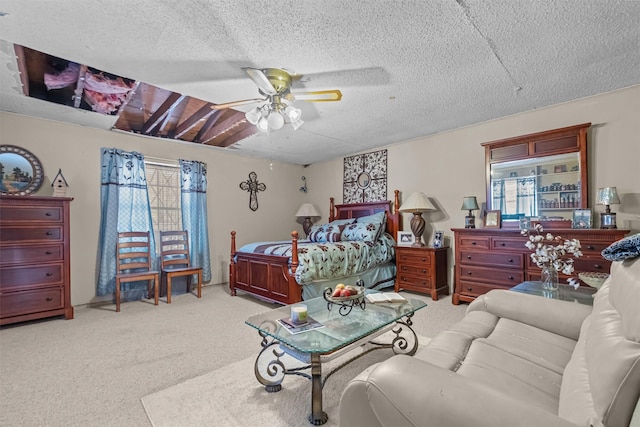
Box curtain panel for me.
[97,148,156,299]
[179,159,212,282]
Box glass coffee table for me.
[510,281,596,306]
[245,291,427,425]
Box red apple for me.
[340,289,351,297]
[332,289,342,298]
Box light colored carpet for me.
[142,335,430,427]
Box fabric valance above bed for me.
[236,233,396,284]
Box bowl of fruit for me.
[325,283,364,301]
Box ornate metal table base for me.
[253,315,419,425]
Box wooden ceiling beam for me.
[193,110,223,143]
[72,65,88,108]
[13,45,30,96]
[200,112,248,145]
[174,103,215,138]
[142,92,184,135]
[214,125,257,147]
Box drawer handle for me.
[422,269,427,273]
[467,286,472,291]
[500,242,506,247]
[508,258,514,263]
[421,281,426,285]
[45,212,52,216]
[46,272,53,276]
[466,255,472,259]
[508,276,514,280]
[466,271,472,275]
[587,245,595,250]
[46,231,53,235]
[594,264,602,269]
[46,251,53,255]
[471,241,477,245]
[46,297,53,301]
[421,258,426,262]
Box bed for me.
[229,190,401,305]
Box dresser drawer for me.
[460,250,523,268]
[0,226,63,243]
[396,252,432,266]
[0,244,64,265]
[458,236,490,250]
[526,257,611,273]
[579,241,611,255]
[491,237,526,251]
[0,287,64,317]
[0,205,63,223]
[457,265,524,286]
[458,280,510,298]
[0,263,64,290]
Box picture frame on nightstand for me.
[432,230,444,248]
[397,231,415,246]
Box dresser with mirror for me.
[452,123,628,304]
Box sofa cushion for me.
[559,258,640,427]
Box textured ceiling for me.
[0,0,639,165]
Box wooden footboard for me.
[229,230,302,305]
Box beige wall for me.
[304,85,640,287]
[2,85,638,304]
[0,112,306,305]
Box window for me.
[145,160,181,245]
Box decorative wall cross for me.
[239,171,266,211]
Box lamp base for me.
[464,215,476,229]
[302,217,313,237]
[600,212,617,229]
[410,212,426,246]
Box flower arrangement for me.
[522,224,583,286]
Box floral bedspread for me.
[236,233,396,284]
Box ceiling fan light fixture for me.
[245,107,261,125]
[267,110,285,130]
[257,116,270,133]
[291,117,304,131]
[285,105,302,121]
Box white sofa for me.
[339,257,640,427]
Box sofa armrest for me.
[340,355,579,427]
[467,289,592,340]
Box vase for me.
[541,265,559,290]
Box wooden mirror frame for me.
[482,123,591,226]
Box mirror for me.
[483,123,590,225]
[0,145,44,196]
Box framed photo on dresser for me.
[572,209,592,229]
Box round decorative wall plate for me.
[0,145,45,196]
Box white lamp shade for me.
[597,187,621,205]
[399,192,435,212]
[267,111,285,130]
[295,203,320,217]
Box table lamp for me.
[398,192,435,247]
[295,203,320,237]
[597,187,620,229]
[461,196,479,229]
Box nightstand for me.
[394,245,449,300]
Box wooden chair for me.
[159,230,203,303]
[115,231,159,312]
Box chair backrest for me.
[160,230,192,270]
[116,231,153,274]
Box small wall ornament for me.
[239,171,266,211]
[51,169,69,197]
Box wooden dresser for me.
[0,196,74,325]
[394,245,449,300]
[451,228,628,305]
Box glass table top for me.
[510,281,596,306]
[245,292,427,355]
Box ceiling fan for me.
[211,67,342,133]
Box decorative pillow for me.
[602,233,640,261]
[355,211,387,241]
[328,218,356,227]
[341,221,382,242]
[308,223,343,243]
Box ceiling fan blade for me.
[286,89,343,102]
[210,97,265,110]
[243,67,277,95]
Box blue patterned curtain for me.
[179,159,211,282]
[97,148,156,299]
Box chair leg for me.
[167,274,172,304]
[186,275,192,294]
[115,279,121,312]
[154,275,159,306]
[197,271,202,298]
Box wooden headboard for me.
[329,189,401,239]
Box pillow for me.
[341,221,382,242]
[308,223,343,243]
[602,233,640,261]
[356,211,387,241]
[328,218,356,227]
